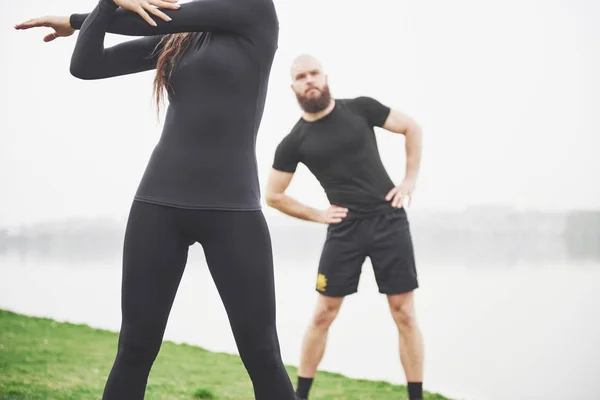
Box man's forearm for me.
[266,194,323,223]
[404,124,422,181]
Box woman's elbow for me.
[70,64,88,80]
[69,61,97,80]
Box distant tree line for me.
[0,209,598,266]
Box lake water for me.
[1,245,600,400]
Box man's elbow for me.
[407,120,422,137]
[265,192,283,208]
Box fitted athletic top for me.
[273,97,396,219]
[70,0,278,210]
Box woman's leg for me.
[198,210,295,400]
[103,201,191,400]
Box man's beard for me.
[296,85,332,113]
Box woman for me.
[15,0,295,399]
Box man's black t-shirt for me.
[273,97,397,219]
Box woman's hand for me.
[14,16,74,42]
[14,0,181,41]
[113,0,181,26]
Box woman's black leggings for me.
[102,201,295,400]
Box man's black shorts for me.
[315,208,418,297]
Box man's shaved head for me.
[290,54,324,80]
[290,54,332,113]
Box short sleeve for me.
[353,96,391,127]
[272,134,301,173]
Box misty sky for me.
[2,0,599,226]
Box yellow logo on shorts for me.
[316,273,328,292]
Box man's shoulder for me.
[278,118,306,144]
[343,96,379,106]
[343,96,389,117]
[336,97,374,115]
[289,117,307,135]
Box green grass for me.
[0,309,451,400]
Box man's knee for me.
[389,295,417,330]
[311,297,342,330]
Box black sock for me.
[408,382,423,400]
[296,376,314,399]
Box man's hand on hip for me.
[318,205,348,224]
[386,178,417,209]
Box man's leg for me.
[296,294,344,399]
[296,220,365,399]
[388,291,424,400]
[368,209,423,399]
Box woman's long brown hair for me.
[152,32,198,114]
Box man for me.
[265,54,424,400]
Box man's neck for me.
[302,99,336,122]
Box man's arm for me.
[383,109,422,181]
[382,109,423,208]
[265,169,347,224]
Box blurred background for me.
[2,0,599,399]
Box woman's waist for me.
[148,142,255,172]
